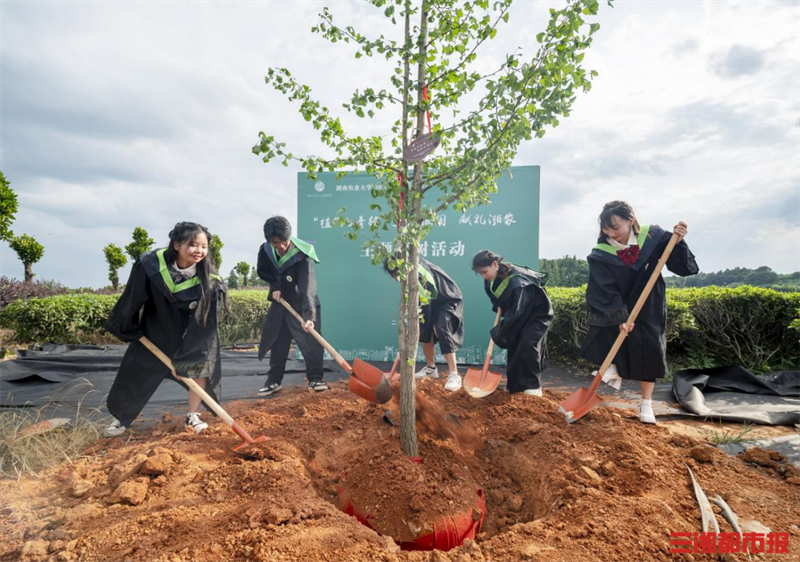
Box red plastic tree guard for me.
[338,471,486,551]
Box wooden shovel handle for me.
[139,336,234,426]
[482,308,503,371]
[276,298,352,372]
[589,232,681,394]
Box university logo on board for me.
[314,180,326,192]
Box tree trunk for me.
[398,0,428,458]
[242,275,248,287]
[110,269,120,291]
[23,262,34,283]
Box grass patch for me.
[0,400,107,479]
[704,421,755,446]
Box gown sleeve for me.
[666,238,699,277]
[295,256,318,323]
[256,245,281,300]
[585,260,629,327]
[490,286,530,349]
[104,260,150,342]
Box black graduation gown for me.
[256,238,325,383]
[418,258,464,354]
[104,249,226,427]
[579,224,699,382]
[485,264,553,393]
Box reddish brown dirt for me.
[1,378,798,562]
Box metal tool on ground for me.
[277,299,392,404]
[558,232,680,423]
[464,309,503,398]
[19,418,71,438]
[139,336,268,458]
[686,464,719,534]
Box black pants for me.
[267,313,324,384]
[505,320,549,394]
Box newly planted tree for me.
[10,234,44,282]
[103,243,128,290]
[255,0,611,455]
[125,227,155,262]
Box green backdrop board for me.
[296,166,540,366]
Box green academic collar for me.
[593,224,650,256]
[491,273,523,298]
[490,263,546,298]
[156,249,220,293]
[271,237,320,267]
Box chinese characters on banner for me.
[312,212,518,260]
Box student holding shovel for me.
[103,222,228,437]
[471,251,553,396]
[383,256,465,391]
[256,216,327,396]
[579,201,698,424]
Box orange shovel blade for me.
[557,387,604,424]
[349,358,393,404]
[464,367,502,398]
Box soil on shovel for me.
[1,378,799,562]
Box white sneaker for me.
[444,372,462,392]
[415,366,439,379]
[104,418,126,437]
[523,388,543,397]
[186,412,209,434]
[639,400,656,424]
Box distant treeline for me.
[540,257,800,292]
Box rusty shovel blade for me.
[349,358,393,404]
[558,388,604,424]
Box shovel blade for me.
[558,387,604,424]
[350,358,393,404]
[463,367,502,398]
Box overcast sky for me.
[1,0,798,288]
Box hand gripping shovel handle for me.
[587,232,681,395]
[276,298,352,372]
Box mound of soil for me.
[1,378,798,562]
[338,439,482,544]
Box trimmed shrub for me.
[0,277,69,310]
[218,289,271,345]
[0,290,271,346]
[0,294,118,343]
[1,285,796,371]
[669,286,800,372]
[546,286,696,364]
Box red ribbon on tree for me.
[616,245,640,266]
[422,85,432,134]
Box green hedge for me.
[0,290,271,346]
[547,286,800,372]
[1,286,797,372]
